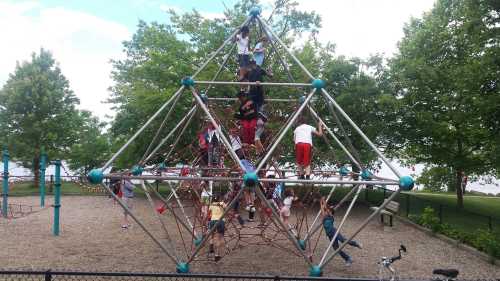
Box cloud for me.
[0,1,131,121]
[295,0,436,58]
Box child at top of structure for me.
[253,36,268,67]
[246,60,272,112]
[208,194,227,262]
[320,196,362,266]
[279,188,298,226]
[293,117,323,180]
[234,91,258,145]
[234,26,250,81]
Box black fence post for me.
[44,270,52,281]
[383,188,386,200]
[156,180,159,192]
[438,204,443,224]
[488,216,492,231]
[49,175,54,193]
[406,193,410,217]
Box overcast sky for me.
[0,0,436,121]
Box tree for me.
[67,111,111,175]
[389,0,500,207]
[0,49,82,187]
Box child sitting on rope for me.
[208,194,227,262]
[233,26,250,81]
[293,117,323,180]
[320,196,362,267]
[234,91,258,145]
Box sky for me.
[0,0,436,121]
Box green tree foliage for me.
[390,0,500,207]
[0,49,82,187]
[67,111,111,175]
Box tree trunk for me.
[33,156,40,189]
[455,169,464,209]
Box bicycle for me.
[377,244,406,281]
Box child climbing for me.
[234,26,250,81]
[234,91,257,145]
[208,194,227,262]
[198,119,221,167]
[293,118,323,179]
[253,36,268,67]
[254,111,267,154]
[279,188,298,227]
[320,196,362,266]
[247,59,273,113]
[121,176,135,229]
[229,127,245,160]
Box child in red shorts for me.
[293,118,323,179]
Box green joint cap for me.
[176,262,190,273]
[243,172,259,188]
[131,165,144,176]
[339,166,349,176]
[87,169,104,184]
[361,169,372,180]
[249,6,262,17]
[311,79,325,89]
[194,236,203,247]
[309,265,323,277]
[298,239,306,251]
[181,77,195,87]
[399,175,415,191]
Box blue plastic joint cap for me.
[399,175,415,191]
[249,6,262,17]
[298,239,306,251]
[176,262,190,273]
[339,166,350,176]
[181,77,195,87]
[311,79,325,89]
[131,165,144,176]
[243,172,259,188]
[309,265,323,277]
[87,169,104,184]
[361,169,372,180]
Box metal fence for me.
[362,186,500,233]
[0,270,409,281]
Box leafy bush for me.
[473,229,500,259]
[418,207,442,233]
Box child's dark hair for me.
[240,26,249,34]
[284,188,293,197]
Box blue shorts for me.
[208,220,225,235]
[238,54,250,67]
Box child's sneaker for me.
[121,224,128,229]
[345,258,352,267]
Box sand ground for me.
[0,196,498,279]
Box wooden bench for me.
[370,199,400,227]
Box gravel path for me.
[0,196,498,279]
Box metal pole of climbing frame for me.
[2,148,9,218]
[39,151,47,208]
[194,81,311,87]
[53,160,61,236]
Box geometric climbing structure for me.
[88,6,414,277]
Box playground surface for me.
[0,196,498,279]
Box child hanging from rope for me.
[234,91,258,145]
[293,117,323,180]
[320,196,362,267]
[234,26,250,81]
[208,194,227,262]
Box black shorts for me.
[208,220,225,235]
[238,54,250,67]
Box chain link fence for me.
[0,271,402,281]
